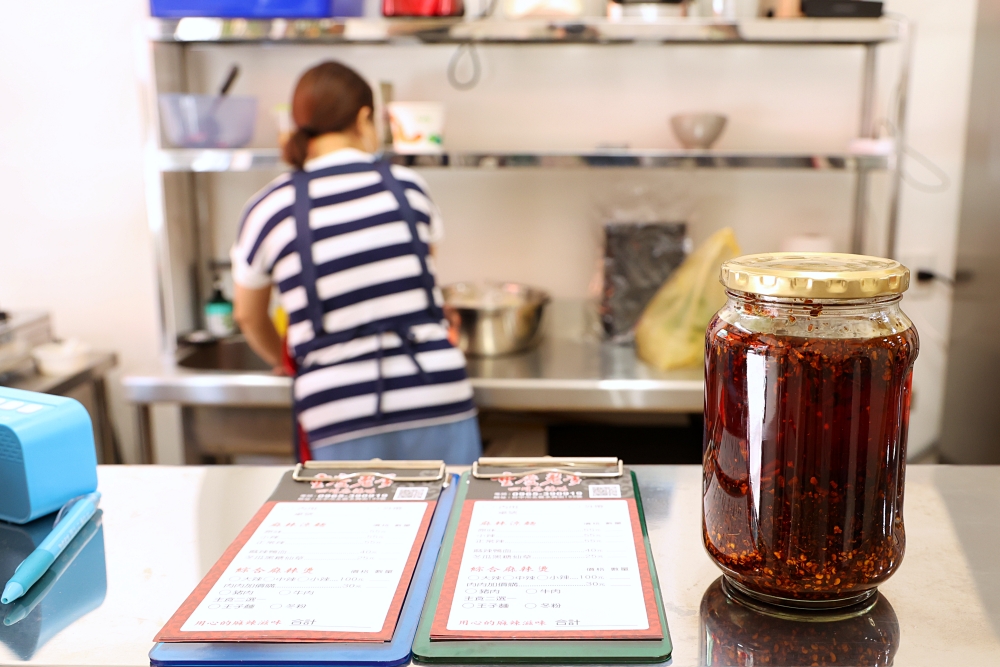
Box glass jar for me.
[702,253,919,610]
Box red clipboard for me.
[155,463,446,643]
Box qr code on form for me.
[588,484,622,498]
[393,486,429,501]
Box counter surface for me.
[122,301,705,413]
[1,465,998,666]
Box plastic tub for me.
[32,340,91,377]
[387,102,445,154]
[159,94,257,149]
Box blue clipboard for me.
[149,473,459,667]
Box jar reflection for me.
[699,577,900,667]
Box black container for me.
[802,0,883,17]
[601,222,687,341]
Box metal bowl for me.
[443,282,550,357]
[670,112,728,149]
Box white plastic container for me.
[31,340,91,377]
[159,94,258,149]
[387,102,445,154]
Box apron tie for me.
[372,324,430,421]
[373,327,386,420]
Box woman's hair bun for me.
[282,61,375,170]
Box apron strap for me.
[374,161,444,322]
[292,161,444,352]
[292,169,327,336]
[292,162,444,422]
[371,323,431,421]
[290,160,443,433]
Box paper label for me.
[430,498,662,640]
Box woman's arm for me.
[233,284,285,372]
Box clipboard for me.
[149,461,459,667]
[412,457,673,664]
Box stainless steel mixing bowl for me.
[443,282,550,356]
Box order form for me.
[156,474,439,645]
[431,484,662,641]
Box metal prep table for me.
[1,463,998,666]
[3,351,120,464]
[122,302,704,462]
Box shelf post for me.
[852,167,869,254]
[885,19,913,259]
[851,43,879,254]
[859,43,878,138]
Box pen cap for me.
[0,387,97,524]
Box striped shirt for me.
[231,148,475,450]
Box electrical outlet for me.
[898,252,938,299]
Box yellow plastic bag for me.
[634,228,742,370]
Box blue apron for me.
[289,161,453,457]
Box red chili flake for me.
[702,312,918,601]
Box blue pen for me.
[1,491,101,604]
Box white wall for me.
[939,0,1000,463]
[0,0,979,462]
[0,0,161,462]
[884,0,979,459]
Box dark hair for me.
[283,61,374,170]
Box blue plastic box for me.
[150,0,335,18]
[0,387,98,524]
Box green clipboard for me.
[412,459,672,664]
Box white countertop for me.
[1,464,999,666]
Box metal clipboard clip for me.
[292,459,446,483]
[471,456,623,480]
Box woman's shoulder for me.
[247,172,295,213]
[236,172,296,240]
[389,164,431,195]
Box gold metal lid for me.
[720,252,910,299]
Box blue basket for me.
[150,0,336,18]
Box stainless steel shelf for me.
[148,16,461,43]
[441,17,903,44]
[157,147,891,172]
[157,148,283,171]
[149,16,902,45]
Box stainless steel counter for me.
[122,302,705,460]
[123,365,291,407]
[3,352,120,463]
[122,339,703,412]
[2,464,998,666]
[5,352,117,397]
[465,337,703,412]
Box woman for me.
[232,61,481,463]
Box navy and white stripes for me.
[231,148,475,450]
